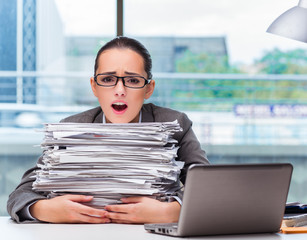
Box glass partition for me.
[0,0,306,215]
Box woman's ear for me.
[144,79,155,99]
[90,77,98,97]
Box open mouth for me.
[112,102,128,112]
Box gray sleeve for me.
[7,108,100,223]
[166,191,183,205]
[150,105,209,184]
[17,201,38,221]
[163,113,209,204]
[175,113,210,185]
[6,155,47,223]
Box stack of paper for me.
[32,121,183,209]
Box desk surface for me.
[1,217,307,240]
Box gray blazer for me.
[7,103,209,223]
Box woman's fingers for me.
[63,194,93,202]
[30,195,111,223]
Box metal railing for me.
[1,71,307,106]
[0,71,307,149]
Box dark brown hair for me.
[94,36,152,79]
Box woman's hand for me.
[104,197,180,224]
[30,195,110,223]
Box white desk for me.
[1,217,307,240]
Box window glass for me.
[124,0,307,204]
[0,0,306,216]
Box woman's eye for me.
[102,77,115,83]
[127,78,140,84]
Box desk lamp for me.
[267,0,307,43]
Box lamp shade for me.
[267,1,307,43]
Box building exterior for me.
[65,36,228,73]
[0,0,64,105]
[0,0,36,104]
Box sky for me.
[54,0,307,65]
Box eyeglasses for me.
[94,74,151,89]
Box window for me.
[0,0,306,215]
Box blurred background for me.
[0,0,306,215]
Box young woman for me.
[7,37,209,224]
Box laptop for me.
[144,163,293,237]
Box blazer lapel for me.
[141,104,154,122]
[93,110,103,123]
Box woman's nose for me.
[114,79,126,96]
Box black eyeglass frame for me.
[94,74,151,89]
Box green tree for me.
[175,50,239,73]
[168,48,307,111]
[173,50,242,109]
[254,48,307,102]
[255,48,307,74]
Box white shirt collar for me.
[102,110,142,123]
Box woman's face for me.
[90,48,155,123]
